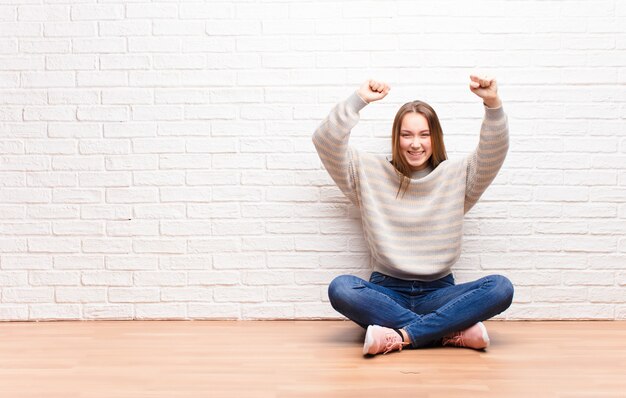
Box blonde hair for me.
[390,101,447,197]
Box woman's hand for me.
[357,79,390,104]
[469,75,501,108]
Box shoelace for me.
[442,332,464,347]
[382,333,408,354]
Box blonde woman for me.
[313,76,513,356]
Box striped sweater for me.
[312,92,509,281]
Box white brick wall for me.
[1,0,625,321]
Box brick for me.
[102,89,152,105]
[52,221,103,236]
[161,287,212,302]
[99,21,151,36]
[54,256,103,270]
[132,106,182,121]
[559,304,614,319]
[53,188,102,204]
[77,106,128,121]
[2,256,51,270]
[80,205,131,220]
[100,55,150,70]
[187,203,239,219]
[186,138,236,154]
[214,286,264,303]
[79,140,130,155]
[78,172,130,187]
[161,256,212,270]
[533,287,587,303]
[213,254,265,270]
[241,304,294,320]
[135,304,186,319]
[160,187,211,202]
[160,155,212,170]
[30,304,80,320]
[109,288,159,303]
[128,38,181,53]
[188,238,241,254]
[3,287,53,303]
[0,57,44,71]
[23,106,75,121]
[563,272,614,286]
[154,89,209,105]
[72,38,125,54]
[267,287,319,302]
[127,3,179,19]
[206,19,260,35]
[46,55,96,70]
[161,221,213,236]
[106,220,159,237]
[105,155,158,170]
[242,237,293,251]
[243,270,293,286]
[44,22,95,37]
[27,173,75,188]
[106,256,157,271]
[154,56,206,71]
[134,271,186,287]
[188,304,240,319]
[212,221,264,236]
[0,306,28,321]
[132,240,186,254]
[19,39,69,54]
[241,171,294,186]
[48,123,99,138]
[295,236,347,252]
[134,204,185,220]
[56,287,106,303]
[188,271,239,286]
[28,238,80,253]
[83,305,133,320]
[70,5,123,20]
[104,123,156,138]
[187,171,239,186]
[82,239,131,254]
[0,222,49,235]
[134,172,186,187]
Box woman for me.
[312,76,514,356]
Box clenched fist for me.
[357,79,390,104]
[469,75,501,108]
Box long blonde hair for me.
[391,101,447,197]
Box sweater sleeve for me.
[312,92,368,206]
[464,105,509,213]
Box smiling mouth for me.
[407,151,424,157]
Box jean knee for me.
[328,275,359,310]
[489,274,514,307]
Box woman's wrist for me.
[483,97,502,109]
[355,90,369,104]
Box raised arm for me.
[312,80,390,205]
[464,75,509,213]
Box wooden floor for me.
[1,320,625,398]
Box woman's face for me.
[399,112,433,171]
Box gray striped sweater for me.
[312,92,509,281]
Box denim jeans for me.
[328,272,514,348]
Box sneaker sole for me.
[363,325,376,355]
[477,322,490,348]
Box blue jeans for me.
[328,272,514,348]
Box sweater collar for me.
[410,164,434,180]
